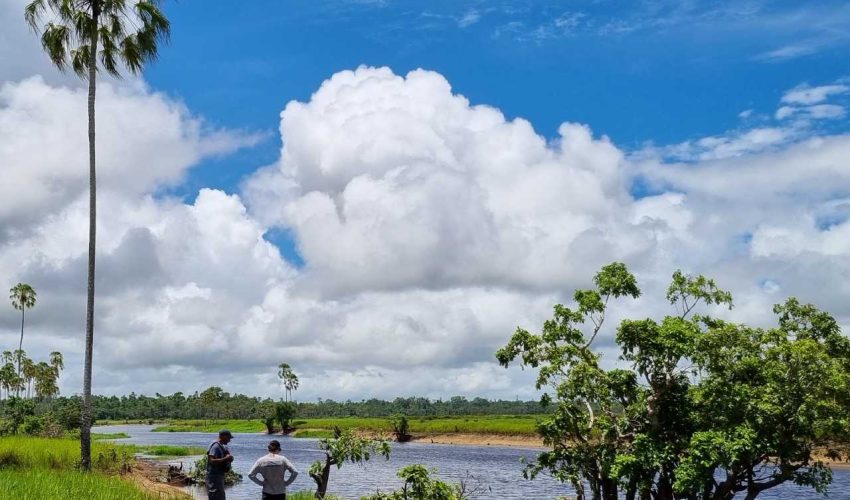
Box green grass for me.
[91,432,131,440]
[291,429,336,439]
[0,468,181,500]
[152,415,542,436]
[0,436,188,499]
[151,419,265,433]
[133,445,205,457]
[287,491,342,500]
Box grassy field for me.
[0,436,188,499]
[0,469,177,500]
[152,415,542,435]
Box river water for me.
[94,425,850,499]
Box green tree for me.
[9,283,36,379]
[362,465,466,500]
[24,0,170,471]
[275,401,296,432]
[278,362,299,402]
[390,414,411,442]
[498,263,850,500]
[309,428,391,499]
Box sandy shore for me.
[410,432,545,448]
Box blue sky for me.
[145,0,850,198]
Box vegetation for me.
[0,436,189,499]
[362,465,469,500]
[24,0,171,470]
[309,428,391,499]
[0,469,181,500]
[9,283,36,379]
[276,401,296,432]
[390,414,411,442]
[91,432,130,440]
[134,444,205,457]
[189,455,242,486]
[278,362,300,402]
[151,415,541,435]
[0,351,63,402]
[497,262,850,500]
[84,392,544,421]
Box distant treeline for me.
[75,388,544,421]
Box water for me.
[95,425,850,499]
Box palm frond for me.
[40,23,71,71]
[23,0,47,31]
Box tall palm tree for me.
[24,0,170,471]
[49,351,64,378]
[10,283,36,378]
[277,363,299,402]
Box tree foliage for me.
[362,465,469,500]
[309,428,391,499]
[497,262,850,500]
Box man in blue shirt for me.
[206,429,234,500]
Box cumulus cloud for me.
[3,66,850,401]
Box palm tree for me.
[24,0,170,471]
[10,283,36,377]
[277,363,299,402]
[49,351,64,378]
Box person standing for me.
[248,439,299,500]
[207,429,235,500]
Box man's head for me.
[218,429,233,444]
[268,439,281,453]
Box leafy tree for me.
[1,396,36,435]
[362,465,467,500]
[390,414,411,442]
[9,283,36,379]
[24,0,170,471]
[309,428,391,499]
[276,401,296,433]
[278,362,300,402]
[498,263,850,500]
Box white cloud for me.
[3,66,850,402]
[781,84,849,105]
[458,10,480,28]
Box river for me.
[94,425,850,499]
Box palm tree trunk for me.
[80,8,99,472]
[17,308,24,377]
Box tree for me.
[363,465,468,500]
[309,428,390,499]
[24,0,170,471]
[497,263,850,500]
[275,401,296,433]
[278,362,299,402]
[390,414,411,442]
[9,283,36,378]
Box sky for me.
[1,0,849,401]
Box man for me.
[206,429,235,500]
[248,439,299,500]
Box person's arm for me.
[207,443,232,465]
[282,457,299,487]
[247,459,265,487]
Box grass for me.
[291,429,336,439]
[91,432,131,440]
[133,444,205,457]
[0,436,188,499]
[152,419,265,433]
[0,468,182,500]
[288,491,342,500]
[152,415,543,436]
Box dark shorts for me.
[206,473,226,500]
[262,494,286,500]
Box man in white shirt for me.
[248,439,299,500]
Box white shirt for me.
[247,452,298,495]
